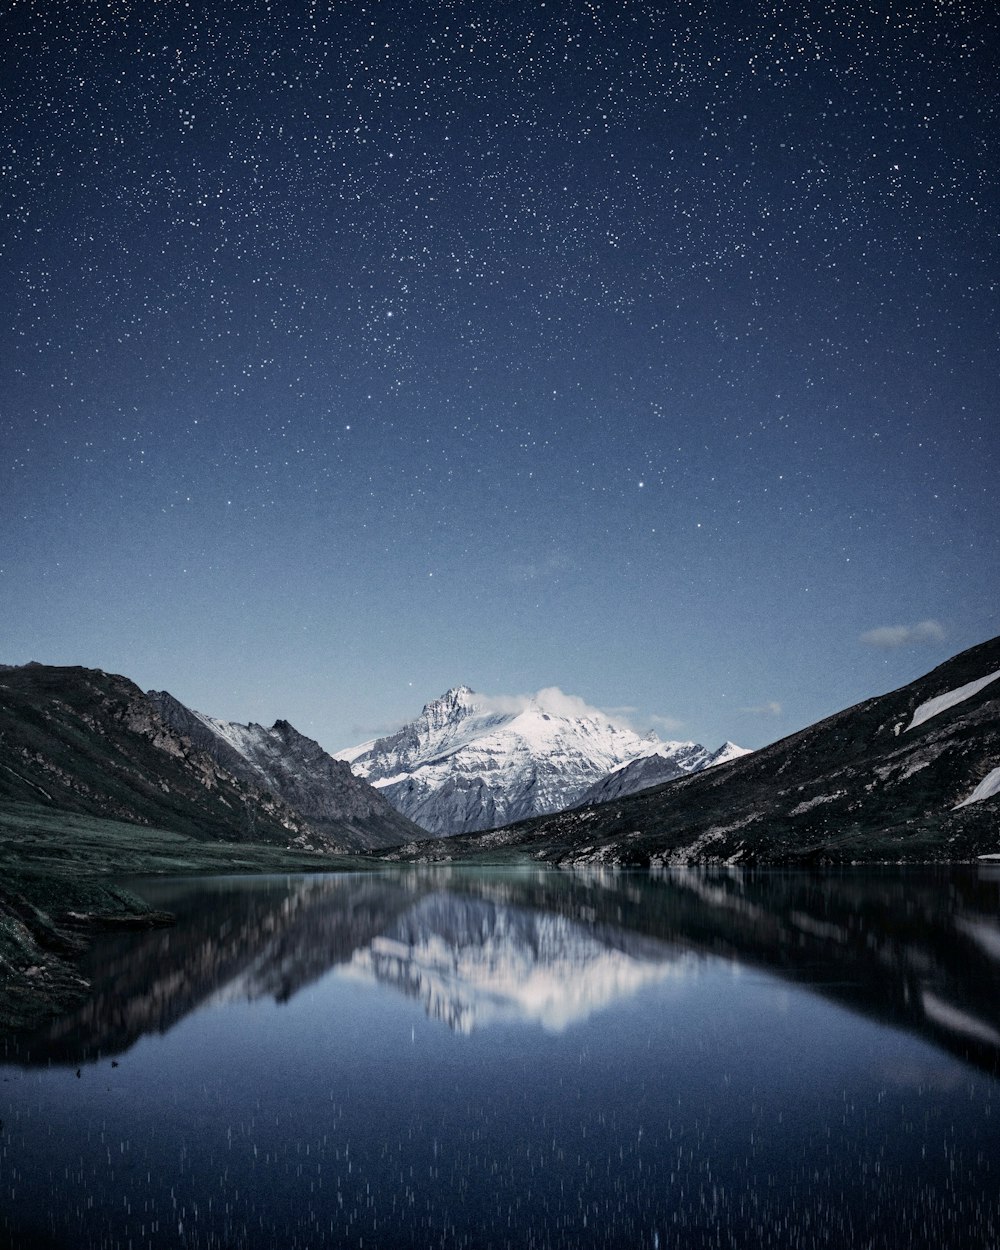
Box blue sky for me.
[2,0,996,752]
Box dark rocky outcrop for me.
[575,753,688,805]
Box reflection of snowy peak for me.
[347,894,687,1033]
[336,687,730,836]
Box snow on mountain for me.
[906,669,1000,732]
[707,740,753,767]
[335,686,743,836]
[575,737,751,807]
[954,766,1000,810]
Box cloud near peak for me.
[860,619,946,649]
[474,689,693,739]
[479,686,634,729]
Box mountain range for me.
[0,667,744,850]
[3,638,999,870]
[386,636,1000,866]
[336,685,746,835]
[7,639,997,1036]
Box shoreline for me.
[0,801,381,1032]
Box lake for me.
[2,866,1000,1249]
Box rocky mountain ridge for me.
[576,739,751,806]
[148,690,419,850]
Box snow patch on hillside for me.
[954,765,1000,810]
[789,791,845,816]
[922,990,1000,1047]
[907,670,1000,732]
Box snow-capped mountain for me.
[336,686,743,836]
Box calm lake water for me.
[3,866,1000,1249]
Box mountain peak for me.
[708,741,752,767]
[420,686,479,723]
[439,684,476,703]
[340,685,734,837]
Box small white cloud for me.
[649,713,685,732]
[740,701,783,716]
[535,687,611,720]
[910,619,947,643]
[860,619,946,649]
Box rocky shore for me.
[0,871,172,1032]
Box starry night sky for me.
[2,0,997,752]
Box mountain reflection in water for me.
[346,894,691,1033]
[13,865,1000,1075]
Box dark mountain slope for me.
[575,741,750,806]
[388,636,1000,866]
